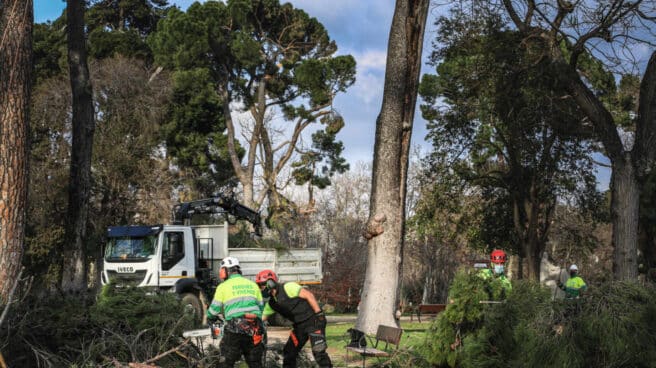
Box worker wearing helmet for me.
[479,249,512,297]
[256,269,332,368]
[207,257,265,368]
[558,264,587,299]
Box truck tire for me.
[181,292,203,325]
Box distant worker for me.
[558,264,587,299]
[479,249,512,298]
[207,257,265,368]
[256,269,332,368]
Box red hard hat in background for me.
[490,249,507,264]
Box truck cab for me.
[101,224,206,289]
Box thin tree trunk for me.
[356,0,428,335]
[222,82,258,209]
[62,0,95,293]
[0,0,32,303]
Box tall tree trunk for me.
[62,0,95,293]
[611,156,640,280]
[558,61,650,281]
[356,0,428,335]
[525,234,542,281]
[0,0,32,303]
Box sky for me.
[33,0,611,189]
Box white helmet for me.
[569,264,578,271]
[221,256,240,268]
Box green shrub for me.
[2,287,199,367]
[87,285,197,365]
[420,268,519,367]
[421,270,656,368]
[518,281,656,368]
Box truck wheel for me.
[181,293,202,325]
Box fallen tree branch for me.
[0,266,24,329]
[143,338,190,365]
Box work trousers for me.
[219,330,264,368]
[283,317,332,368]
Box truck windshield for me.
[105,235,157,262]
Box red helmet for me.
[490,249,507,264]
[256,269,278,284]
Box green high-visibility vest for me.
[563,276,587,298]
[207,274,263,321]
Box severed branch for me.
[143,338,190,365]
[0,266,24,329]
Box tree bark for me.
[0,0,32,303]
[610,156,640,280]
[356,0,429,335]
[62,0,95,292]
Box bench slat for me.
[345,324,402,365]
[346,347,391,357]
[376,325,403,345]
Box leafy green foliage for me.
[88,28,153,60]
[2,288,197,367]
[292,114,349,189]
[164,68,240,193]
[420,269,515,367]
[419,8,603,277]
[33,0,169,75]
[86,0,171,60]
[421,275,656,368]
[91,285,194,336]
[87,0,170,35]
[32,19,67,84]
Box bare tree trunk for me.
[356,0,429,335]
[222,83,258,209]
[611,156,640,280]
[525,235,542,281]
[62,0,95,293]
[0,0,32,303]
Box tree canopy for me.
[419,8,602,279]
[148,0,355,215]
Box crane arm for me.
[172,194,262,236]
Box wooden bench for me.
[345,325,403,366]
[411,303,446,322]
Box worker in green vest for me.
[479,249,512,299]
[206,256,265,368]
[558,264,587,299]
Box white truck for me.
[101,194,322,321]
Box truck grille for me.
[106,270,147,286]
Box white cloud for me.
[352,50,387,72]
[351,70,384,105]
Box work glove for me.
[314,311,327,330]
